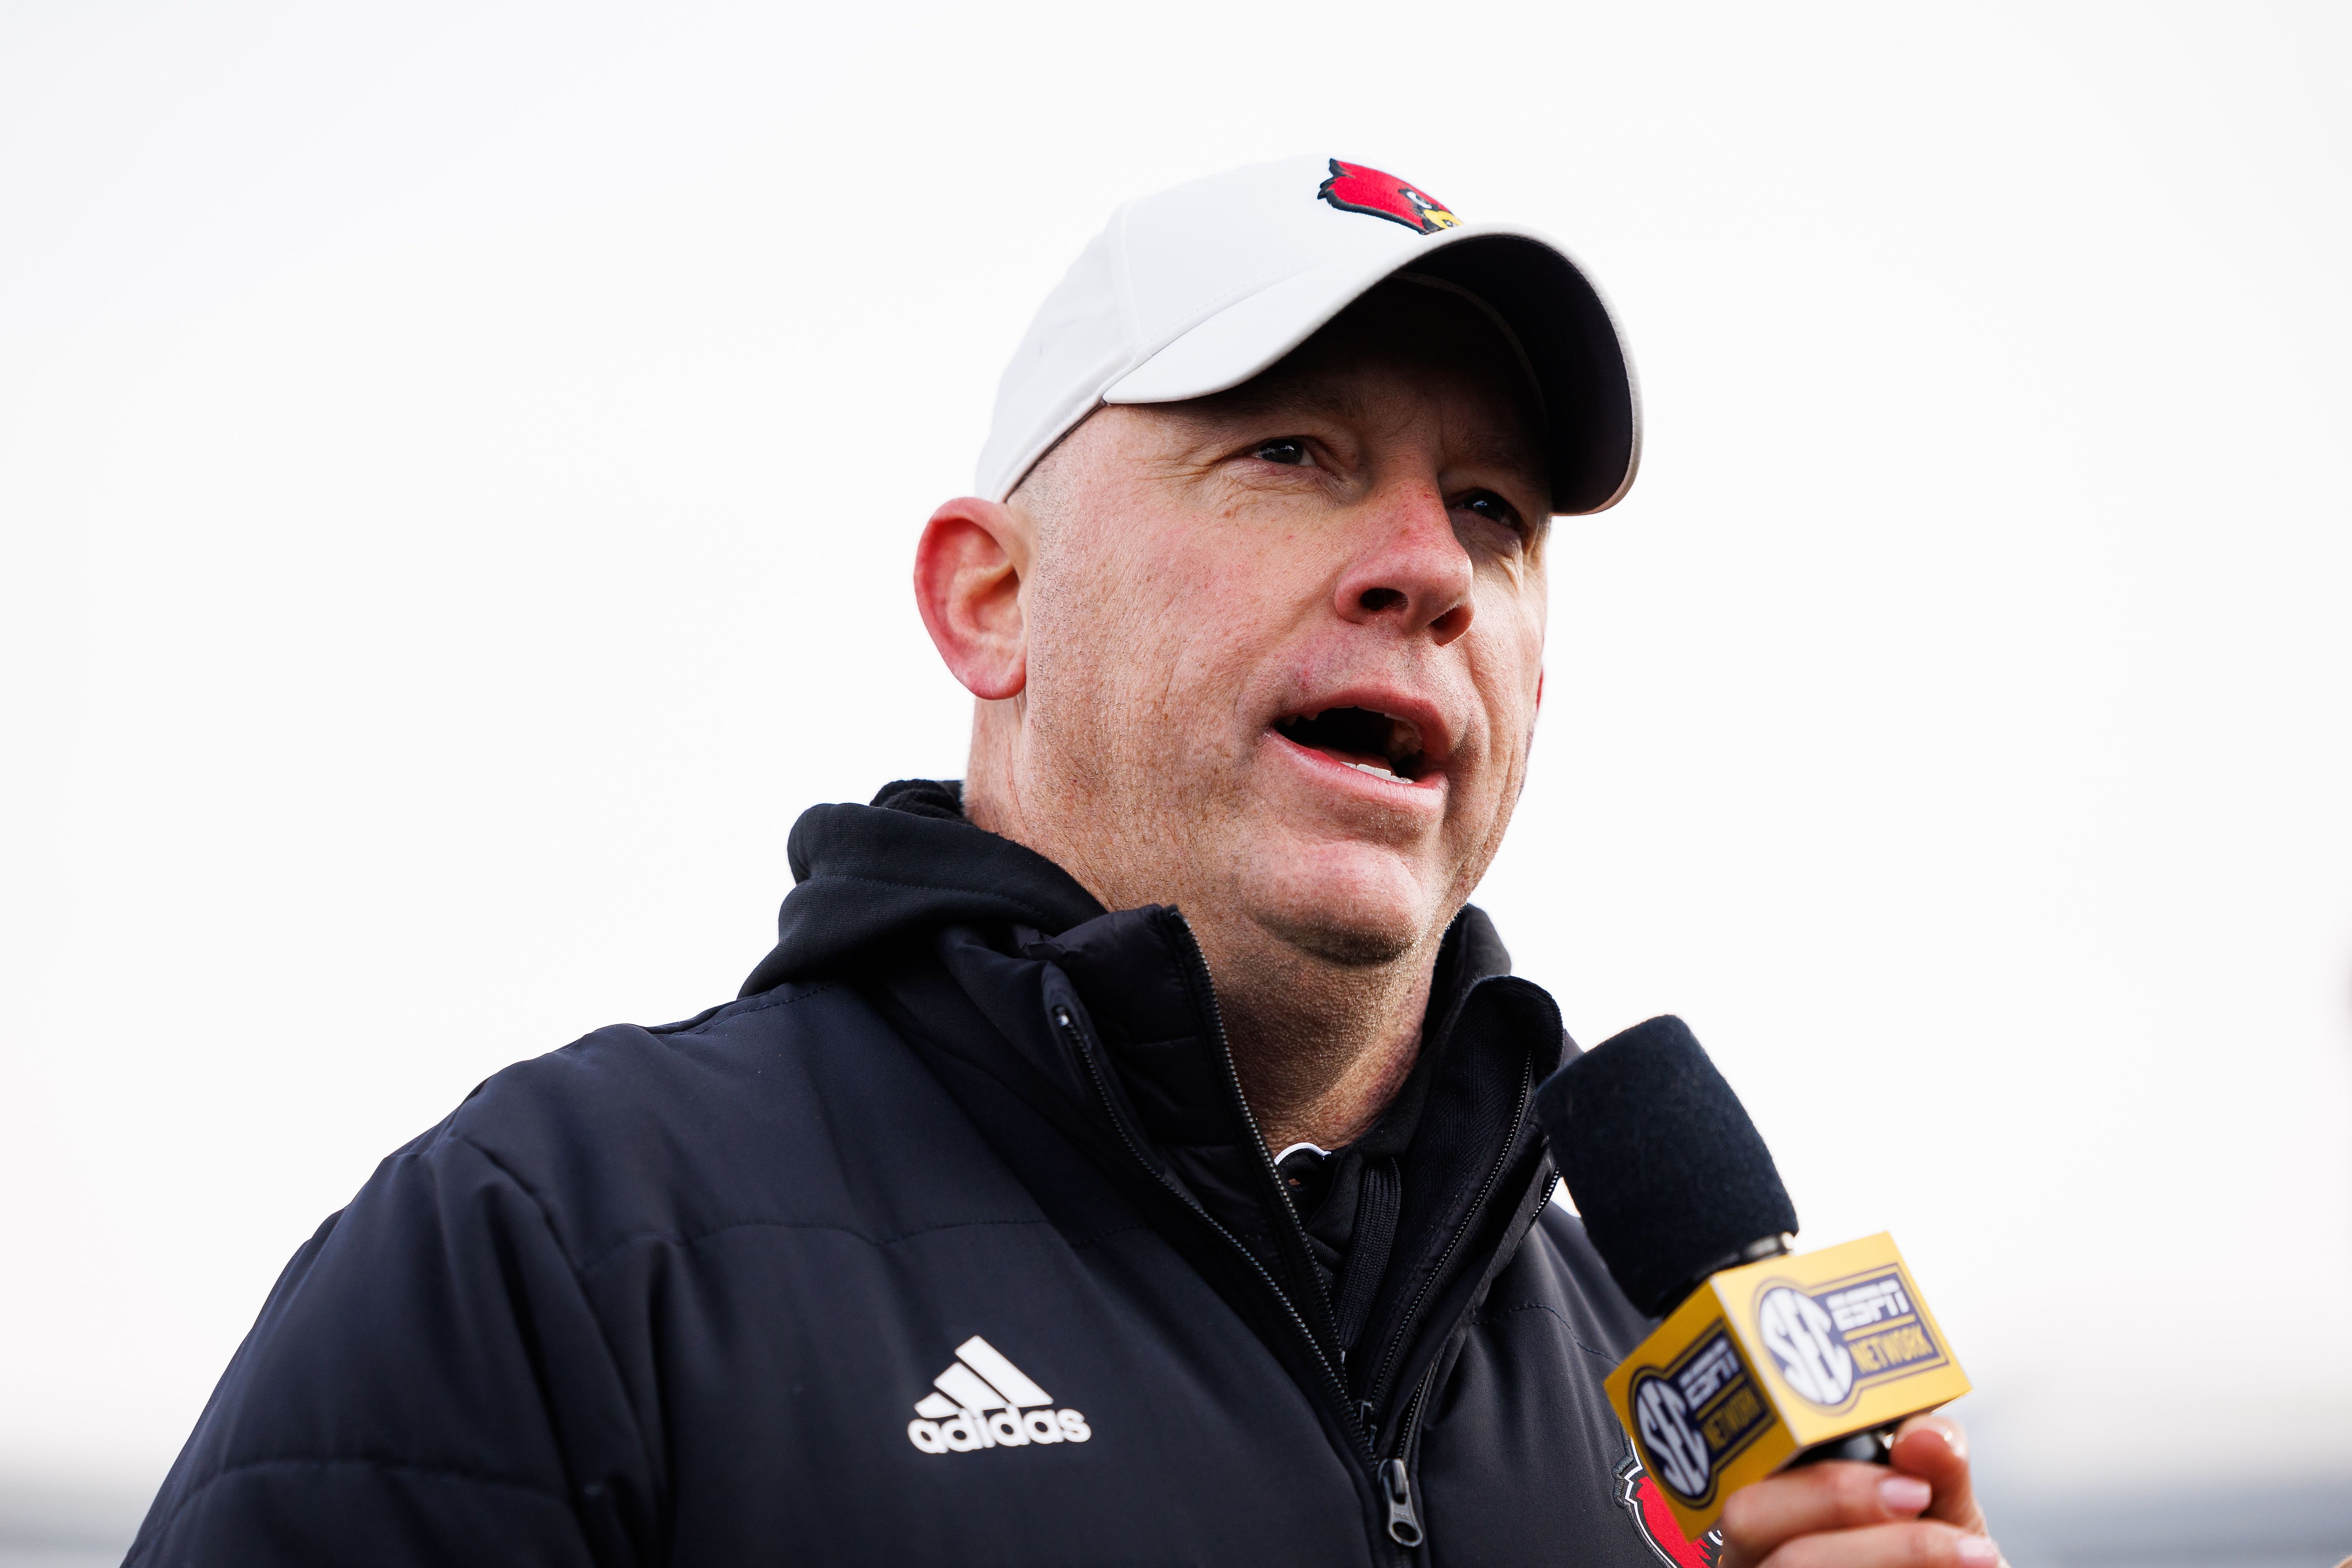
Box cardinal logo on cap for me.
[1317,159,1460,234]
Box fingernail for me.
[1879,1475,1931,1514]
[1955,1537,2000,1567]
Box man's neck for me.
[1191,915,1438,1156]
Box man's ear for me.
[913,496,1030,702]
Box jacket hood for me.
[740,779,1105,996]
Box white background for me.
[4,0,2348,1532]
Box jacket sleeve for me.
[126,1124,658,1568]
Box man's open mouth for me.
[1271,707,1430,783]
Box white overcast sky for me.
[3,0,2348,1517]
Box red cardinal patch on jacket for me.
[1617,1453,1723,1568]
[1317,159,1460,233]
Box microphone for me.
[1534,1017,1970,1540]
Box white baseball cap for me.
[975,155,1641,515]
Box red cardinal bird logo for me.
[1617,1454,1723,1568]
[1317,159,1460,234]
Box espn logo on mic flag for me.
[1604,1233,1971,1540]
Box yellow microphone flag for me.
[1603,1232,1970,1541]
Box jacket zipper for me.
[1378,1365,1437,1553]
[1362,1048,1535,1552]
[1051,1002,1370,1470]
[1379,1459,1424,1549]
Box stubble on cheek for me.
[1018,524,1259,915]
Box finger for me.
[1718,1463,1936,1568]
[1888,1415,1987,1531]
[1758,1519,2000,1568]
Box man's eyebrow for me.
[1170,373,1374,432]
[1440,418,1548,481]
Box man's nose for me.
[1332,484,1474,645]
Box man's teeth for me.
[1273,706,1429,780]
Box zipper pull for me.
[1380,1458,1424,1548]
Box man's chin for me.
[1253,910,1423,968]
[1237,844,1447,969]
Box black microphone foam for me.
[1532,1015,1798,1318]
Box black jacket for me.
[129,782,1696,1567]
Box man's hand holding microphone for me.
[1534,1017,2004,1568]
[1719,1413,1996,1568]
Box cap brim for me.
[1102,223,1640,516]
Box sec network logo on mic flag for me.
[1752,1265,1948,1412]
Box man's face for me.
[1009,286,1552,966]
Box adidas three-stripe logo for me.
[905,1336,1092,1454]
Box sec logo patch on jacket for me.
[1617,1452,1723,1568]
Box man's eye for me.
[1459,491,1523,532]
[1253,438,1311,466]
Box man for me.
[131,157,1998,1566]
